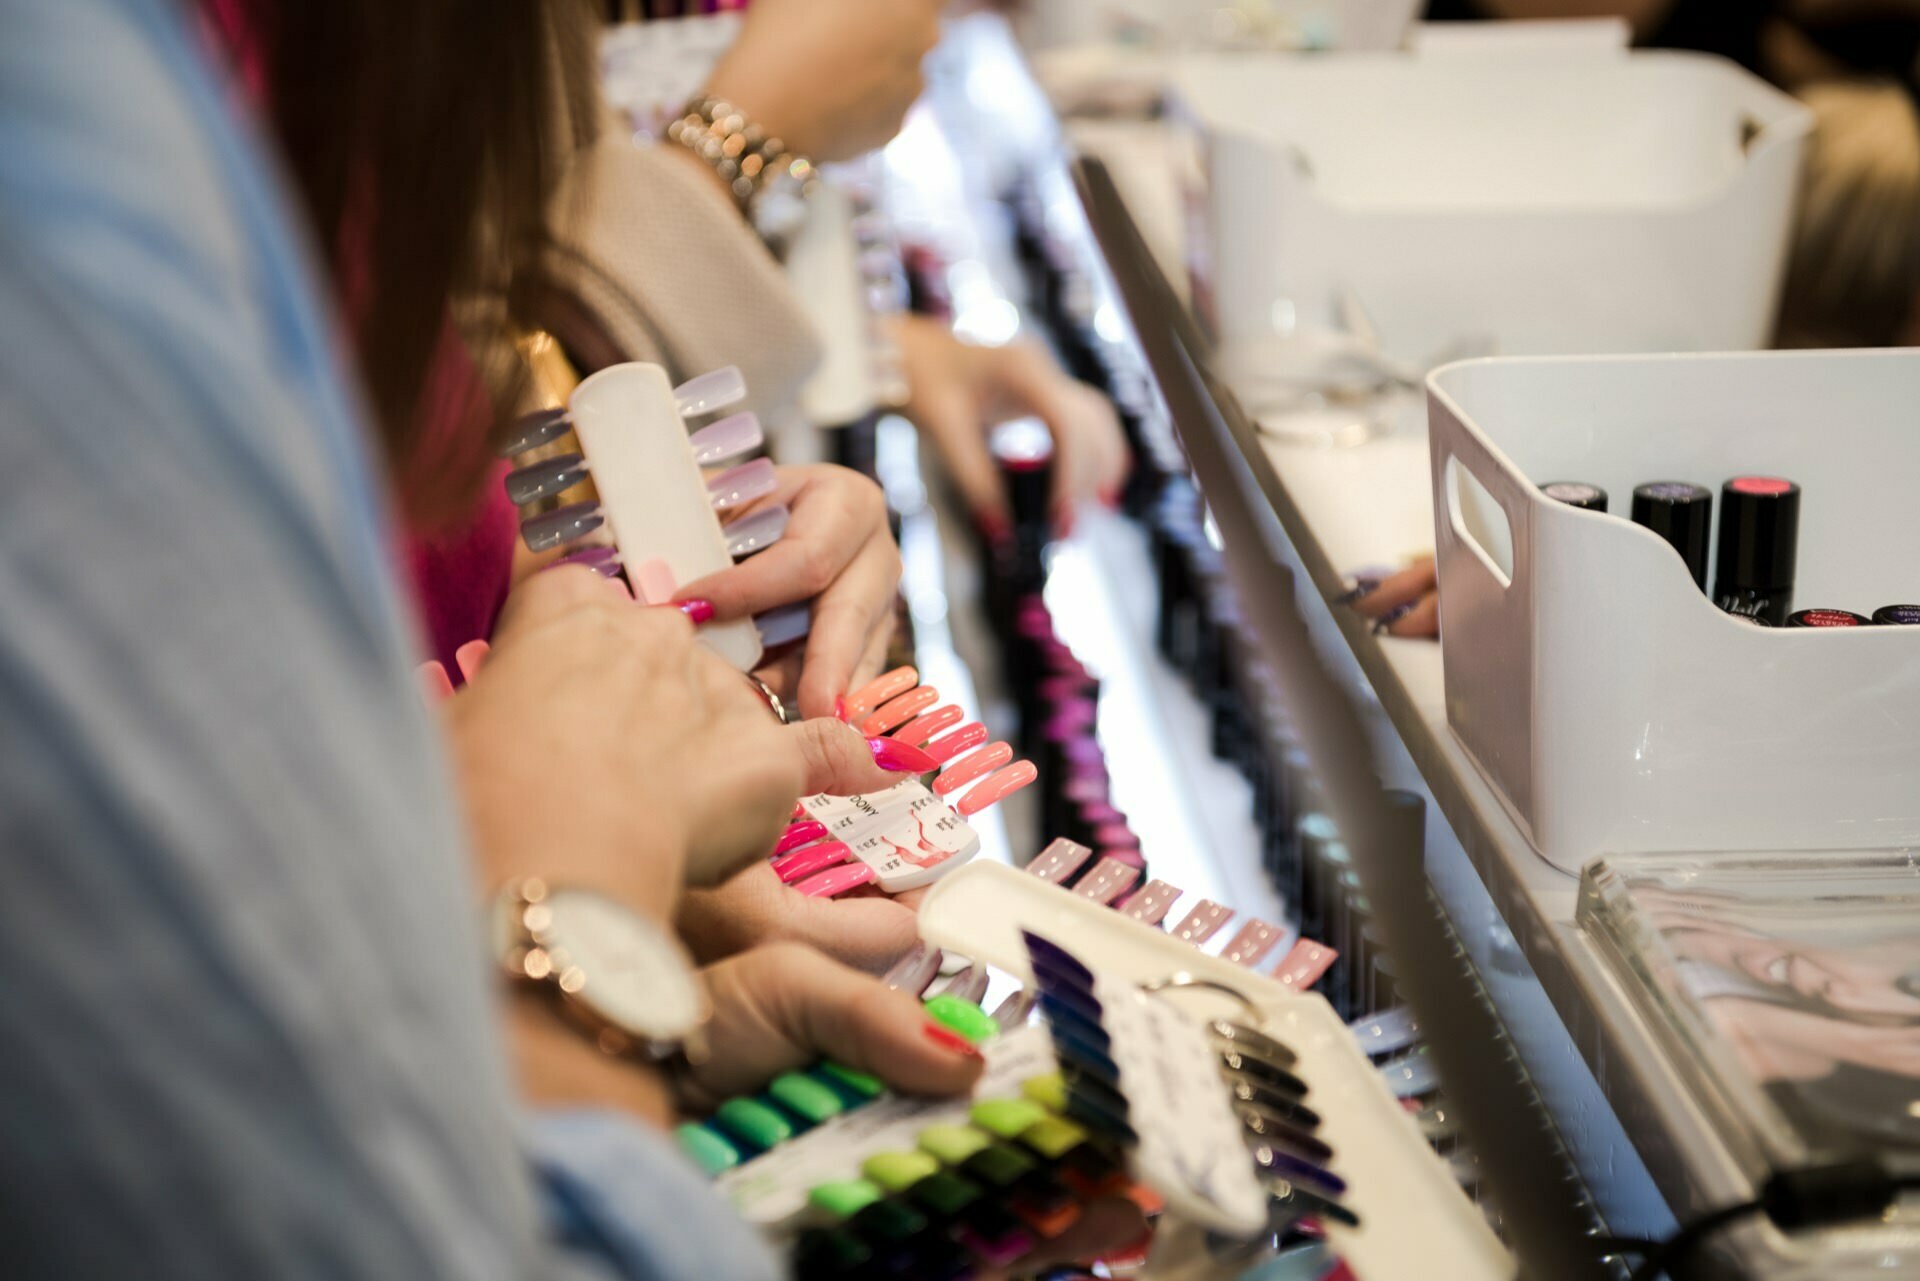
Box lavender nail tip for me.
[498,407,570,458]
[504,452,588,505]
[708,457,778,511]
[725,504,790,558]
[521,501,603,552]
[755,601,812,648]
[552,545,622,577]
[690,412,764,465]
[674,366,747,417]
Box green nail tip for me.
[817,1061,884,1099]
[852,1198,928,1241]
[1021,1115,1089,1159]
[808,1179,883,1220]
[1021,1071,1069,1113]
[674,1123,740,1176]
[769,1071,844,1124]
[863,1149,940,1192]
[913,1170,982,1214]
[970,1097,1046,1139]
[923,993,998,1043]
[918,1123,992,1165]
[713,1097,792,1151]
[964,1142,1036,1187]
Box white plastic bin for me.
[1427,349,1920,874]
[1173,50,1811,364]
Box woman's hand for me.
[701,0,941,163]
[676,464,901,721]
[1344,556,1439,639]
[892,314,1130,539]
[678,863,925,973]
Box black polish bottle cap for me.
[1540,481,1608,513]
[1873,604,1920,626]
[1630,481,1712,589]
[1716,476,1800,593]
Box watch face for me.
[540,889,704,1041]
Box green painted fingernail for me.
[1021,1071,1068,1113]
[816,1061,884,1101]
[674,1123,741,1176]
[1021,1115,1089,1159]
[918,1123,992,1165]
[769,1071,844,1124]
[970,1097,1046,1139]
[809,1179,883,1221]
[863,1149,940,1192]
[912,1170,983,1215]
[923,993,998,1043]
[964,1142,1036,1187]
[713,1098,792,1152]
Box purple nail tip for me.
[755,601,812,648]
[724,504,790,558]
[708,457,778,512]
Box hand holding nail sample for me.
[1343,554,1439,639]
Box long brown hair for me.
[209,0,598,523]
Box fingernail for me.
[1372,601,1416,635]
[690,411,764,465]
[551,544,623,577]
[925,722,989,766]
[756,601,812,648]
[724,503,789,557]
[923,1022,985,1061]
[834,695,851,723]
[933,741,1012,795]
[677,598,716,624]
[454,640,491,683]
[794,862,877,898]
[498,406,569,457]
[772,840,852,885]
[891,703,963,746]
[859,685,940,736]
[957,761,1039,816]
[521,500,604,552]
[848,667,919,718]
[868,736,939,773]
[416,661,455,704]
[774,820,829,856]
[674,365,747,417]
[504,452,588,505]
[708,457,777,513]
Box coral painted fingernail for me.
[860,685,940,736]
[933,741,1012,795]
[677,598,716,624]
[925,723,989,766]
[868,736,938,773]
[956,761,1039,816]
[774,820,829,855]
[834,695,851,723]
[849,666,918,718]
[923,1023,985,1060]
[454,640,491,683]
[890,703,963,746]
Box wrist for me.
[504,987,677,1128]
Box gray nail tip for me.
[725,505,790,558]
[520,501,604,552]
[499,407,570,457]
[504,452,588,505]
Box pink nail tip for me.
[890,704,963,746]
[848,667,919,718]
[773,840,852,884]
[794,862,877,898]
[708,457,777,512]
[868,736,939,774]
[689,411,764,465]
[859,685,940,736]
[454,640,491,682]
[957,761,1039,816]
[932,741,1011,795]
[924,723,989,766]
[773,820,829,856]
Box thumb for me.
[784,717,936,797]
[752,944,986,1097]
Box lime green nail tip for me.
[769,1072,844,1124]
[918,1123,993,1165]
[817,1061,884,1099]
[713,1097,792,1151]
[674,1123,740,1176]
[970,1097,1046,1139]
[808,1179,883,1220]
[923,993,998,1043]
[1021,1071,1069,1113]
[1021,1115,1089,1159]
[863,1149,940,1192]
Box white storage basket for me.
[1173,49,1811,363]
[1427,349,1920,874]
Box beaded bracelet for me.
[665,95,814,247]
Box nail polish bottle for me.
[1873,604,1920,626]
[1630,481,1712,590]
[1540,481,1609,512]
[1713,475,1800,627]
[1787,608,1867,628]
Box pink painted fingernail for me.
[454,640,491,683]
[848,666,918,718]
[860,685,940,736]
[794,862,878,898]
[773,840,852,885]
[791,803,808,820]
[868,736,939,773]
[677,598,716,624]
[933,742,1013,796]
[890,703,963,746]
[417,661,455,705]
[774,820,829,855]
[925,723,989,767]
[834,695,851,723]
[956,760,1039,816]
[708,457,777,512]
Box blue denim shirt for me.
[0,2,775,1277]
